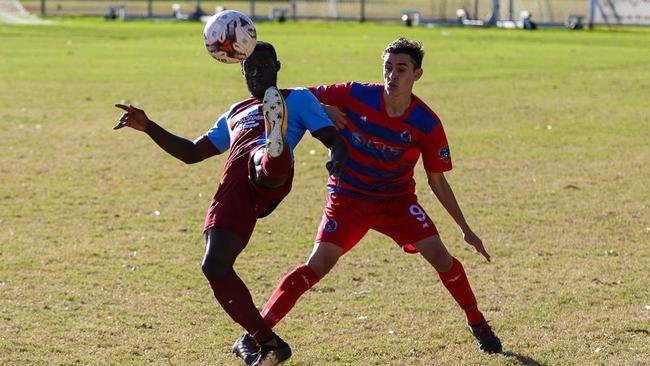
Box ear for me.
[275,60,281,72]
[414,68,423,81]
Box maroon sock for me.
[261,265,320,328]
[209,270,274,343]
[261,142,291,178]
[438,257,485,325]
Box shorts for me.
[315,193,438,254]
[204,146,293,244]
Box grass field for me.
[1,18,649,366]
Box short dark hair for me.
[253,41,277,61]
[382,38,424,69]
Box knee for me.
[306,248,340,278]
[201,259,231,281]
[202,227,244,281]
[414,236,453,272]
[201,256,232,281]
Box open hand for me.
[114,104,150,131]
[463,228,491,262]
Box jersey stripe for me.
[404,104,438,135]
[344,156,404,180]
[343,108,413,146]
[340,128,405,163]
[350,82,382,111]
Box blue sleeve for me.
[292,88,334,133]
[205,112,231,153]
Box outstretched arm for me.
[311,126,348,180]
[114,104,218,164]
[427,171,491,262]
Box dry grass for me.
[1,19,649,365]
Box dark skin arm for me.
[114,104,219,164]
[311,126,348,180]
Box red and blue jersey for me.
[310,82,452,200]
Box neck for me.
[383,90,412,118]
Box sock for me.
[208,270,274,343]
[261,142,291,178]
[261,264,320,328]
[438,257,485,325]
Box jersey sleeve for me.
[420,121,452,173]
[308,82,352,107]
[204,112,231,153]
[293,88,335,133]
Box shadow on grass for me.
[503,351,548,366]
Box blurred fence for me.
[20,0,590,24]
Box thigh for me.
[253,168,294,219]
[315,193,370,255]
[371,196,439,253]
[204,166,258,244]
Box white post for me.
[588,0,596,29]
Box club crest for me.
[400,130,412,143]
[439,145,450,161]
[323,218,338,233]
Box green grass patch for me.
[1,19,649,365]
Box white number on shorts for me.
[409,204,430,228]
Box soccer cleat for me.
[232,333,260,365]
[251,334,292,366]
[262,86,287,158]
[468,320,502,354]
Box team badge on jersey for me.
[439,145,450,162]
[400,130,412,144]
[323,218,338,233]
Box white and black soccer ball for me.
[203,10,257,64]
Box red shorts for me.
[204,147,293,244]
[315,193,438,254]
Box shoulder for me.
[284,87,317,104]
[226,96,258,118]
[404,96,443,135]
[348,82,383,111]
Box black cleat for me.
[232,333,260,365]
[468,320,502,354]
[251,334,292,366]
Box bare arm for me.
[427,171,491,261]
[114,104,219,164]
[311,126,348,180]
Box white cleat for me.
[262,86,287,158]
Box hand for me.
[325,160,344,187]
[462,228,491,262]
[114,104,151,131]
[322,104,348,130]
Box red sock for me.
[261,264,320,328]
[209,270,274,343]
[438,257,485,325]
[262,142,291,178]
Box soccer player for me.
[113,41,347,366]
[233,38,502,363]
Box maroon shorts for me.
[204,148,293,244]
[315,193,438,254]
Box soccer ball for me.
[203,10,257,64]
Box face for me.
[382,53,422,96]
[241,49,280,98]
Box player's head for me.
[241,41,281,98]
[382,38,424,96]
